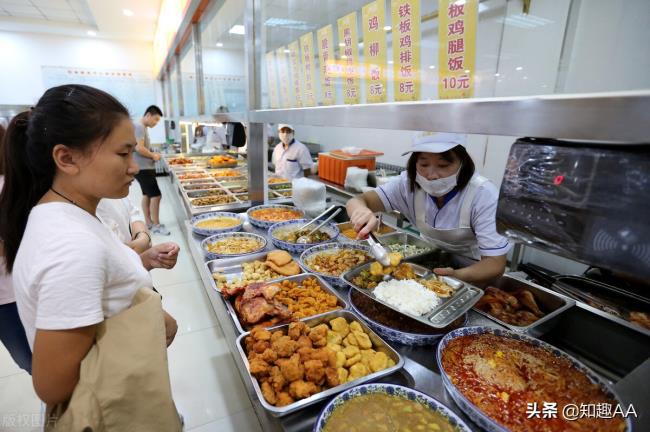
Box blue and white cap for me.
[401,132,467,156]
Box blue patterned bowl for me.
[246,204,304,229]
[299,243,371,288]
[348,289,467,346]
[200,232,267,260]
[268,219,339,255]
[190,212,244,236]
[314,383,472,432]
[436,326,634,432]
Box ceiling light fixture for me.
[383,25,391,31]
[515,66,523,71]
[123,9,134,17]
[87,30,97,36]
[429,65,435,69]
[216,42,223,47]
[229,24,245,35]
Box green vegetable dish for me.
[386,243,431,258]
[323,393,460,432]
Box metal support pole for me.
[175,54,184,117]
[245,0,266,205]
[192,23,206,115]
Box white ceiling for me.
[0,0,161,42]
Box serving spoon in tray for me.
[296,208,342,244]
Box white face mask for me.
[279,132,293,145]
[416,167,461,197]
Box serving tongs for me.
[296,208,342,244]
[365,214,391,267]
[297,204,338,231]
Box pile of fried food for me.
[190,195,236,206]
[213,260,282,292]
[208,155,237,166]
[304,249,371,276]
[210,169,242,178]
[217,251,343,328]
[245,318,395,407]
[274,278,341,319]
[264,250,301,276]
[475,286,546,326]
[178,172,209,180]
[268,177,289,184]
[168,157,193,165]
[228,276,340,328]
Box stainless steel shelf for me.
[248,91,650,142]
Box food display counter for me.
[162,154,293,219]
[171,192,647,432]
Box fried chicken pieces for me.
[245,318,395,407]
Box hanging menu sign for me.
[288,40,303,107]
[337,11,360,104]
[362,0,388,103]
[438,0,477,99]
[317,24,336,105]
[275,46,291,107]
[392,0,421,101]
[300,32,317,107]
[265,51,280,108]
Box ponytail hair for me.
[0,85,129,272]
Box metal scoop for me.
[297,208,342,244]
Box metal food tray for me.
[376,231,436,260]
[336,221,397,242]
[207,259,346,334]
[235,309,404,417]
[473,274,575,337]
[181,182,221,191]
[342,261,483,328]
[186,189,231,199]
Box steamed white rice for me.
[373,279,441,316]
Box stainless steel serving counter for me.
[181,215,501,432]
[164,175,647,431]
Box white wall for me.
[203,48,246,76]
[0,31,166,142]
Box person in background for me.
[204,124,227,153]
[0,123,33,374]
[133,105,170,235]
[0,85,179,424]
[96,197,180,268]
[190,124,206,152]
[271,124,314,180]
[346,132,510,284]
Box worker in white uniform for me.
[271,124,314,179]
[346,132,511,283]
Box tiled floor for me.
[0,178,262,432]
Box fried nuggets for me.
[245,316,393,407]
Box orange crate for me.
[318,153,376,186]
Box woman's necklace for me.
[50,187,100,221]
